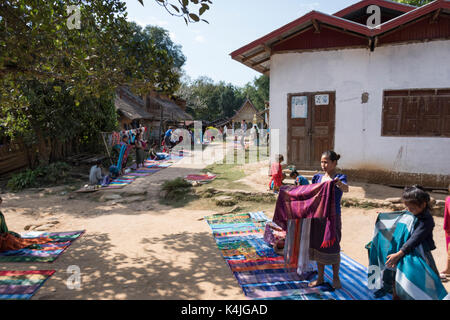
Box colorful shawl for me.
[273,180,337,248]
[368,211,447,300]
[444,197,450,250]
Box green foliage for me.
[0,0,185,111]
[7,162,72,191]
[1,2,188,164]
[147,0,212,25]
[177,75,269,122]
[394,0,433,6]
[161,177,193,200]
[241,75,270,111]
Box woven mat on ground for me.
[185,174,216,182]
[205,212,391,300]
[0,231,85,263]
[0,270,55,300]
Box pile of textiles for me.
[368,211,448,300]
[205,212,391,300]
[0,230,84,263]
[0,270,55,300]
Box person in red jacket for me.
[269,154,286,192]
[441,196,450,281]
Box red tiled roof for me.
[230,0,450,74]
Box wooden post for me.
[101,132,113,166]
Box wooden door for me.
[287,92,335,170]
[311,92,336,169]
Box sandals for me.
[439,273,450,282]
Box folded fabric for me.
[273,180,337,248]
[0,233,52,252]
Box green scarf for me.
[0,211,21,238]
[0,211,8,234]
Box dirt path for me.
[1,143,449,298]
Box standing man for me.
[240,120,247,148]
[223,124,228,141]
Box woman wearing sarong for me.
[0,196,51,252]
[135,132,145,168]
[308,151,348,289]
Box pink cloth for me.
[444,197,450,250]
[272,180,337,248]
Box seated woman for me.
[0,196,51,252]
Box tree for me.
[140,0,212,25]
[0,1,189,165]
[143,25,186,69]
[177,77,244,122]
[241,75,269,111]
[0,0,185,106]
[394,0,434,6]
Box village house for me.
[231,0,450,188]
[115,86,193,142]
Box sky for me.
[124,0,359,87]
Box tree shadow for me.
[0,231,244,300]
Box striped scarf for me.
[273,180,337,248]
[368,211,448,300]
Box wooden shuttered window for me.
[382,89,450,137]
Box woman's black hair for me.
[322,150,341,162]
[402,185,431,210]
[290,170,299,178]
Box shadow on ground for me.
[0,230,242,300]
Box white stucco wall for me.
[269,40,450,175]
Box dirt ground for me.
[1,143,449,299]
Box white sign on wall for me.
[315,94,329,105]
[291,96,308,118]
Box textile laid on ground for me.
[0,270,55,300]
[100,152,181,188]
[205,212,390,300]
[0,231,84,263]
[184,174,217,182]
[368,211,447,300]
[273,181,337,248]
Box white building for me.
[231,0,450,188]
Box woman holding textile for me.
[308,151,348,289]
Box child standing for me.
[385,185,441,297]
[269,154,286,192]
